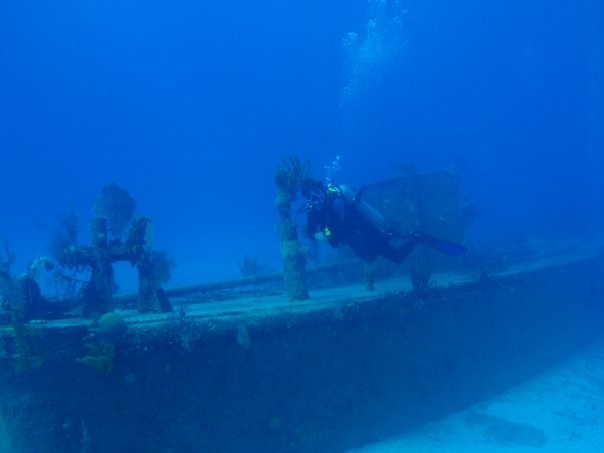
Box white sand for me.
[348,338,604,453]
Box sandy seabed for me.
[348,338,604,453]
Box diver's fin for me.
[428,239,468,256]
[414,231,468,256]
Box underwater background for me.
[1,0,602,289]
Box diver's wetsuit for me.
[305,184,422,264]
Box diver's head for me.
[300,178,325,199]
[299,178,326,213]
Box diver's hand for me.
[314,232,328,242]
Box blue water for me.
[0,1,603,450]
[1,0,602,287]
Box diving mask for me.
[297,188,325,213]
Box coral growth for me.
[280,241,308,300]
[12,320,46,374]
[93,183,136,237]
[47,208,79,267]
[274,156,311,205]
[96,311,128,338]
[238,254,259,277]
[76,342,115,374]
[150,251,175,285]
[0,239,15,312]
[410,250,434,295]
[0,237,16,276]
[274,156,310,301]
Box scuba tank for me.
[335,184,387,233]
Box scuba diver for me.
[299,178,468,264]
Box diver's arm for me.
[305,212,320,240]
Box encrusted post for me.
[274,157,310,301]
[47,184,173,317]
[16,276,45,321]
[83,217,113,316]
[137,255,161,313]
[125,217,166,313]
[126,216,162,314]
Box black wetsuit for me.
[306,185,421,264]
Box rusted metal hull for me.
[1,251,603,452]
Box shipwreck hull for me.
[1,251,603,453]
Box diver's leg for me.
[350,241,379,264]
[349,233,380,263]
[392,235,422,263]
[378,235,422,264]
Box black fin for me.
[415,231,468,256]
